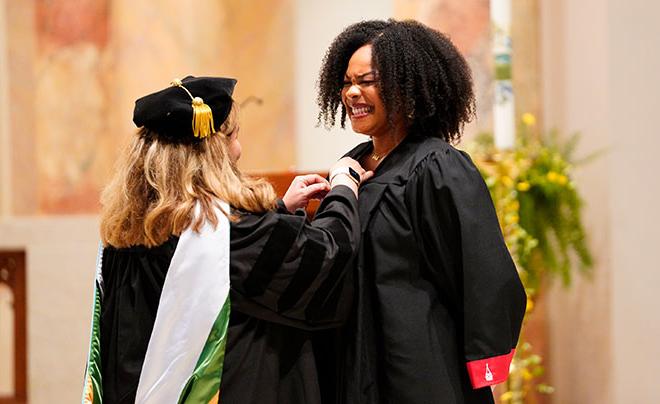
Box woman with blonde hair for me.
[82,76,369,404]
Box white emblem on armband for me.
[485,363,493,381]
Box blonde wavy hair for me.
[100,104,277,248]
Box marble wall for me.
[3,0,294,215]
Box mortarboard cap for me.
[133,76,237,143]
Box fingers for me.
[298,174,329,186]
[287,165,370,210]
[361,170,374,182]
[303,182,331,199]
[308,188,329,201]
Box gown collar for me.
[345,134,428,185]
[344,134,430,231]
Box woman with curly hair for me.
[316,20,526,403]
[82,76,371,404]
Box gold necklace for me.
[370,137,401,161]
[370,151,384,161]
[370,148,393,161]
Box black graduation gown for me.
[325,136,526,404]
[98,186,358,404]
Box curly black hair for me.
[317,19,475,143]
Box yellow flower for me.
[500,392,513,402]
[507,200,520,211]
[522,369,534,381]
[516,181,530,192]
[557,174,568,185]
[526,297,535,314]
[546,171,559,182]
[501,176,514,188]
[522,113,536,127]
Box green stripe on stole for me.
[83,243,104,404]
[178,297,231,403]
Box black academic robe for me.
[324,136,527,404]
[99,186,358,404]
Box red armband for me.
[466,349,515,389]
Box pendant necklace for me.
[370,151,384,161]
[369,136,400,162]
[370,147,393,161]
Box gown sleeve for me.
[229,185,359,331]
[405,147,527,389]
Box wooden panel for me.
[0,251,27,404]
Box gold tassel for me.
[170,79,216,139]
[191,96,215,138]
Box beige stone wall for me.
[0,217,99,403]
[0,0,10,217]
[6,0,38,215]
[542,0,660,402]
[607,1,660,401]
[0,1,11,394]
[541,1,613,402]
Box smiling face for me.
[341,44,390,138]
